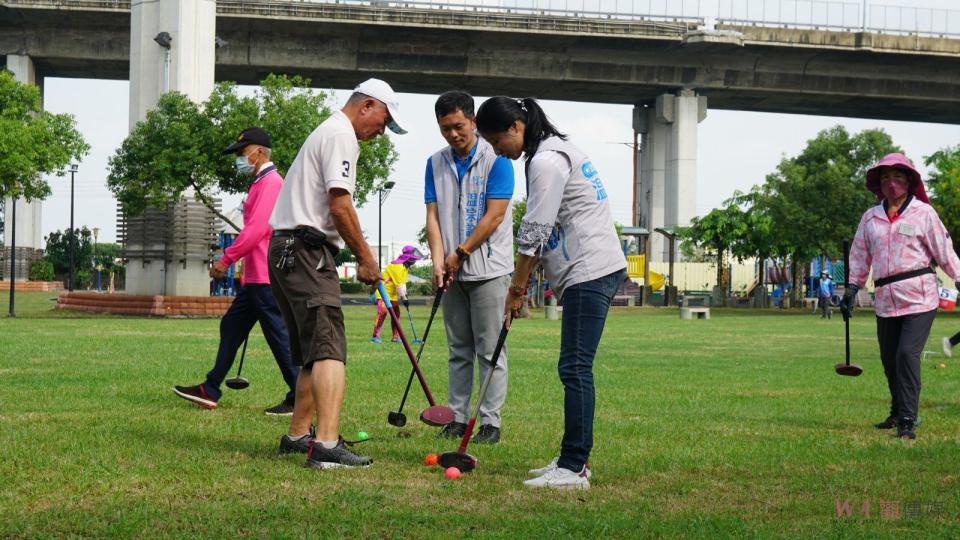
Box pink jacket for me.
[850,198,960,318]
[220,166,283,285]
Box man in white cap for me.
[268,78,405,468]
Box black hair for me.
[435,91,475,119]
[475,96,566,162]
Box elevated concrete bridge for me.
[3,0,960,121]
[3,0,960,286]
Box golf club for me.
[389,286,445,427]
[378,282,455,427]
[225,335,250,390]
[836,238,863,377]
[438,320,509,472]
[405,303,423,344]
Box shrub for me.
[339,280,366,294]
[28,260,55,281]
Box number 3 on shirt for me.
[341,160,350,178]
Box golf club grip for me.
[379,282,438,406]
[487,323,509,368]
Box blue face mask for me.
[235,155,255,177]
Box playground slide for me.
[626,255,665,291]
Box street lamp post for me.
[377,181,396,268]
[68,163,78,291]
[7,197,16,317]
[92,227,101,292]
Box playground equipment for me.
[627,255,664,291]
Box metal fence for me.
[717,0,863,31]
[323,0,705,22]
[716,0,960,37]
[300,0,960,37]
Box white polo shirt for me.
[269,110,359,248]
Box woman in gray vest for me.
[477,96,627,490]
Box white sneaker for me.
[528,457,592,478]
[523,465,590,490]
[943,337,953,358]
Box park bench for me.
[679,306,710,320]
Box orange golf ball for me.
[444,466,461,480]
[424,453,438,466]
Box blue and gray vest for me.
[429,138,514,281]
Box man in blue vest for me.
[424,91,515,444]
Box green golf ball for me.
[356,431,369,441]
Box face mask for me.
[881,180,908,201]
[235,155,255,177]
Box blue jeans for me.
[556,269,626,472]
[204,284,298,402]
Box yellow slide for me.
[626,255,665,291]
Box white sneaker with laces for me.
[528,457,592,478]
[943,337,953,358]
[523,465,590,490]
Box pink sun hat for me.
[393,245,424,265]
[865,153,929,203]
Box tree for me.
[681,204,749,305]
[756,126,899,301]
[43,227,94,276]
[925,145,960,254]
[511,198,527,255]
[0,70,89,200]
[108,75,398,228]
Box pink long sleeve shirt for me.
[849,197,960,318]
[220,164,283,285]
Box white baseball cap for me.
[353,78,406,135]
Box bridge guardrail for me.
[717,0,960,38]
[7,0,959,39]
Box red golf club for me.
[836,238,863,377]
[377,282,454,426]
[438,320,509,472]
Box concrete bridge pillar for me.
[3,55,44,281]
[635,91,707,262]
[125,0,217,295]
[129,0,216,126]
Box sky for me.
[31,0,960,248]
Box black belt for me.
[874,267,934,288]
[272,228,338,253]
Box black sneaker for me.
[265,399,294,416]
[278,429,314,455]
[896,418,917,440]
[437,421,467,439]
[472,424,501,444]
[173,384,218,409]
[874,416,897,429]
[304,437,373,469]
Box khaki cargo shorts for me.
[268,234,346,366]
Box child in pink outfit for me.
[842,153,960,440]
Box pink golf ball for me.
[444,466,461,480]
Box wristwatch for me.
[455,244,471,260]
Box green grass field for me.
[1,291,958,538]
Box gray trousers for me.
[442,274,510,427]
